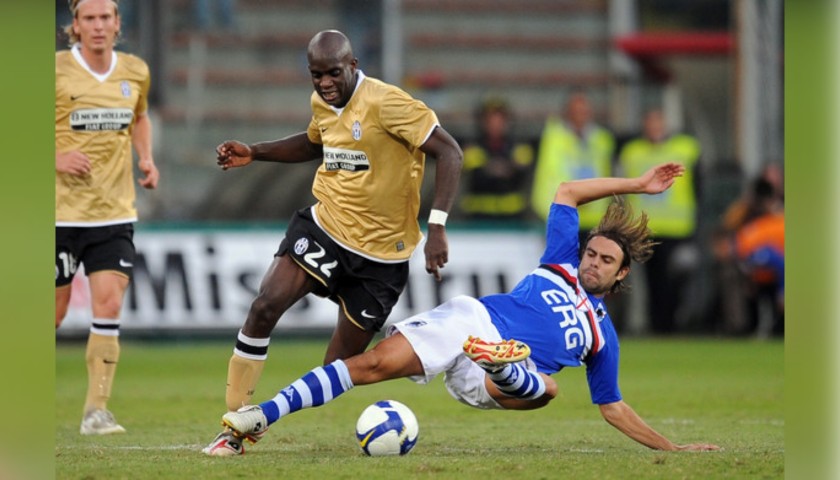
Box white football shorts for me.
[386,295,536,410]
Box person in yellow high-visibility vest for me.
[618,108,701,334]
[531,91,615,234]
[459,96,535,221]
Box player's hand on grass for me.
[56,151,91,176]
[217,140,253,170]
[424,224,448,282]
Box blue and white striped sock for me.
[260,359,354,425]
[487,363,546,400]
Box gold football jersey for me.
[307,73,439,262]
[55,46,150,226]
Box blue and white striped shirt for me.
[480,204,622,405]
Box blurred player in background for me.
[218,163,719,453]
[55,0,159,435]
[203,29,463,455]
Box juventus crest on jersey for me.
[306,72,440,262]
[55,46,150,226]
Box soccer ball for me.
[355,400,419,456]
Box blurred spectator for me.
[618,108,701,334]
[530,91,621,329]
[458,96,535,222]
[720,163,784,229]
[117,0,135,41]
[193,0,238,31]
[712,165,784,336]
[531,90,615,233]
[56,0,73,49]
[735,183,784,335]
[338,0,382,78]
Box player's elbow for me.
[553,182,578,207]
[441,145,464,171]
[453,145,464,165]
[598,401,625,425]
[542,375,558,400]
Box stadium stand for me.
[154,0,612,221]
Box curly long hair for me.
[583,197,657,293]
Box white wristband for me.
[428,209,448,226]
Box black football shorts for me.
[56,224,135,287]
[277,208,409,332]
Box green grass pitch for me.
[56,336,783,479]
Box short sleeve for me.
[137,73,149,115]
[306,116,321,144]
[540,204,581,265]
[132,58,150,116]
[585,333,622,405]
[379,87,439,148]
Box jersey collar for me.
[71,43,118,83]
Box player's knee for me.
[55,306,68,328]
[345,349,392,385]
[55,287,71,327]
[344,352,376,384]
[541,374,558,400]
[247,294,285,330]
[363,349,388,377]
[95,296,124,318]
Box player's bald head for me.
[307,30,354,63]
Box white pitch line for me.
[568,448,605,453]
[738,419,784,426]
[58,444,202,451]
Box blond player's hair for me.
[62,0,121,47]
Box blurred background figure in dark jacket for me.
[459,96,534,223]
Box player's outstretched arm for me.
[554,162,685,208]
[216,132,323,170]
[599,400,720,451]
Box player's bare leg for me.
[80,271,129,435]
[56,285,72,329]
[206,255,316,456]
[343,332,425,384]
[323,309,377,365]
[228,255,316,411]
[220,332,423,444]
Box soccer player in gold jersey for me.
[203,30,463,455]
[55,0,159,435]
